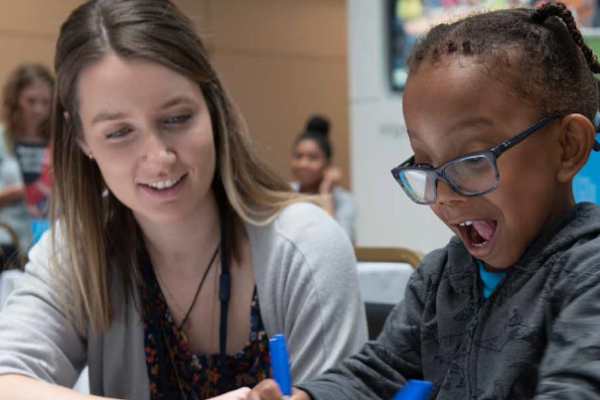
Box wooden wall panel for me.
[0,0,80,87]
[0,0,81,36]
[0,36,57,93]
[0,0,207,37]
[173,0,211,42]
[0,0,209,85]
[209,0,347,58]
[212,51,349,185]
[208,0,350,187]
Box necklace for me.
[156,243,220,331]
[201,258,220,399]
[155,273,185,315]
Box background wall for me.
[347,0,453,252]
[0,1,78,83]
[0,0,350,187]
[208,0,350,187]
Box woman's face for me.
[76,55,217,225]
[291,139,329,190]
[18,80,52,132]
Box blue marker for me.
[269,334,292,399]
[390,380,432,400]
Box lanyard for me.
[141,224,231,398]
[218,222,231,377]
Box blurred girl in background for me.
[1,63,53,245]
[291,115,357,241]
[0,63,53,263]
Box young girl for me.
[1,64,53,222]
[250,2,600,399]
[0,0,367,399]
[0,64,54,259]
[290,116,356,241]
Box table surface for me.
[357,262,415,305]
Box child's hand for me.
[248,380,311,400]
[209,387,251,399]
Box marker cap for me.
[269,334,292,395]
[391,380,433,400]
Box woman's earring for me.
[88,153,94,160]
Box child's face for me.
[403,59,569,269]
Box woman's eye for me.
[106,128,130,139]
[164,114,192,125]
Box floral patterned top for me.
[141,268,271,400]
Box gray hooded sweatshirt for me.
[299,202,600,400]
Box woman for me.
[0,63,54,261]
[1,64,53,222]
[291,116,357,241]
[0,1,367,399]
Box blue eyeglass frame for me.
[390,114,562,205]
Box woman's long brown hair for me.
[52,0,303,332]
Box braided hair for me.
[407,2,600,140]
[294,115,333,161]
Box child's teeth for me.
[460,221,473,227]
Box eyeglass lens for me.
[398,155,497,203]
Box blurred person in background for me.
[290,115,357,242]
[0,63,53,262]
[0,145,30,270]
[1,63,53,244]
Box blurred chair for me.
[355,247,423,340]
[0,220,24,272]
[0,220,23,310]
[355,246,423,269]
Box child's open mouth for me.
[457,219,498,249]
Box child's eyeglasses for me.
[390,115,561,205]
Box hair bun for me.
[305,115,330,137]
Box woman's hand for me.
[318,166,342,195]
[317,166,342,217]
[210,387,252,400]
[248,380,312,400]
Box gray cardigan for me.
[0,202,368,399]
[299,202,600,400]
[290,182,357,242]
